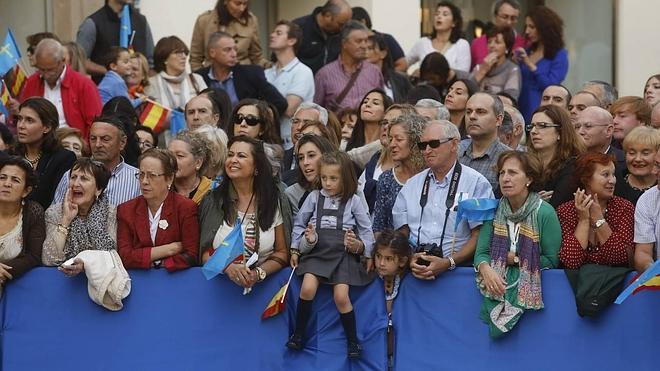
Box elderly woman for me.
[558,152,634,269]
[168,130,212,204]
[189,0,268,71]
[199,136,291,288]
[0,156,45,288]
[194,124,228,182]
[527,104,585,208]
[373,113,427,234]
[444,78,479,138]
[286,135,337,212]
[610,96,652,143]
[10,97,76,209]
[56,127,88,158]
[127,51,150,99]
[42,158,114,275]
[475,151,561,338]
[515,6,569,121]
[471,26,521,100]
[145,36,207,111]
[615,126,660,204]
[230,99,281,145]
[644,74,660,107]
[117,149,199,272]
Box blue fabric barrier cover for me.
[0,268,387,371]
[393,268,660,371]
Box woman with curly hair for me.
[515,6,569,121]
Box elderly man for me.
[576,106,625,173]
[582,80,618,109]
[185,95,220,131]
[470,0,527,69]
[633,150,660,274]
[540,84,571,110]
[393,120,493,280]
[54,115,140,206]
[281,103,329,186]
[294,0,353,74]
[415,99,450,121]
[459,93,511,194]
[195,32,287,115]
[314,20,384,113]
[20,39,102,140]
[266,20,315,149]
[503,105,526,151]
[568,90,601,125]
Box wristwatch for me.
[513,255,520,265]
[594,219,606,229]
[255,266,267,282]
[447,256,456,271]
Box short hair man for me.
[459,93,511,194]
[393,120,493,279]
[314,20,384,113]
[470,0,527,69]
[195,32,287,116]
[633,150,660,274]
[265,20,315,149]
[293,0,353,74]
[568,90,601,125]
[20,39,102,140]
[540,84,571,109]
[54,115,140,206]
[575,106,625,173]
[185,95,220,131]
[504,105,526,151]
[582,80,618,109]
[281,103,329,186]
[351,6,408,73]
[415,99,450,121]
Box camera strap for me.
[416,162,463,251]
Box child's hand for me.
[365,258,374,273]
[304,223,317,244]
[290,254,299,268]
[344,229,364,254]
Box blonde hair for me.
[622,126,660,152]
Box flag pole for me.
[280,267,296,304]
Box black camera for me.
[415,243,444,266]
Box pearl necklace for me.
[24,152,42,168]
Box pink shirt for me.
[470,34,528,70]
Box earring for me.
[526,183,530,187]
[254,169,259,176]
[557,137,560,141]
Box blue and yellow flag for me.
[201,218,244,280]
[0,29,21,77]
[455,198,499,229]
[119,5,132,49]
[170,110,186,137]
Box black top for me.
[293,7,342,74]
[542,156,578,209]
[614,172,655,206]
[281,147,297,186]
[388,70,412,104]
[27,148,76,209]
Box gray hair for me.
[194,124,228,176]
[172,130,210,176]
[415,99,450,120]
[294,102,329,126]
[35,38,65,61]
[471,92,504,117]
[582,80,618,108]
[207,31,233,51]
[499,111,514,135]
[390,113,428,172]
[340,20,368,41]
[263,143,284,177]
[493,0,521,15]
[427,119,460,141]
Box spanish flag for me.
[139,100,169,134]
[261,268,296,320]
[632,275,660,294]
[615,260,660,304]
[9,64,26,97]
[0,81,10,117]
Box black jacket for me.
[293,7,342,74]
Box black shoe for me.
[286,333,304,351]
[347,340,361,359]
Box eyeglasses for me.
[233,114,263,126]
[417,138,453,151]
[135,171,166,181]
[573,122,610,130]
[526,122,561,131]
[138,140,154,149]
[291,118,319,126]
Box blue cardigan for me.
[518,48,569,121]
[98,70,142,107]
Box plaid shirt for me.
[458,138,510,196]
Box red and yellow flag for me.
[0,81,10,117]
[632,274,660,295]
[139,100,170,134]
[261,283,287,320]
[9,64,26,97]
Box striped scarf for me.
[488,192,544,309]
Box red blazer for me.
[117,192,199,272]
[20,66,102,140]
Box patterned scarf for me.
[64,196,116,260]
[485,192,544,309]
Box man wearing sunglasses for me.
[392,120,493,280]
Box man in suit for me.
[576,106,625,174]
[195,32,287,116]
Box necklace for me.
[384,275,401,301]
[24,152,42,168]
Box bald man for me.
[20,39,102,139]
[576,106,625,174]
[568,90,601,125]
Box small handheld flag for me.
[261,267,296,320]
[0,81,10,117]
[119,5,132,49]
[201,218,244,280]
[0,29,22,77]
[8,64,26,97]
[615,259,660,304]
[455,198,499,229]
[169,110,186,137]
[139,100,170,134]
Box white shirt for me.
[406,38,471,72]
[148,203,164,246]
[43,65,68,127]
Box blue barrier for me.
[1,268,658,371]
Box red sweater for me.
[557,196,634,269]
[20,66,102,140]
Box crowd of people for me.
[0,0,659,361]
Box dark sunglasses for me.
[417,138,453,151]
[233,114,262,126]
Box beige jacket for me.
[189,9,268,71]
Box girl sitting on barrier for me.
[287,151,375,359]
[373,229,410,365]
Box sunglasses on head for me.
[233,114,262,126]
[416,138,453,151]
